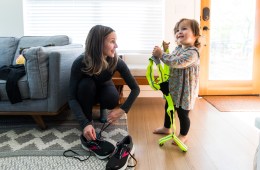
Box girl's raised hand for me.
[152,46,163,58]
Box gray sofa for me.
[0,35,84,129]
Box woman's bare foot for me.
[153,127,171,134]
[172,135,188,145]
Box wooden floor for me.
[127,97,260,170]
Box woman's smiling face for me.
[103,32,118,58]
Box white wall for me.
[0,0,24,36]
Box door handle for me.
[203,7,210,21]
[203,26,210,31]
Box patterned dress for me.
[161,46,200,110]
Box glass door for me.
[199,0,260,95]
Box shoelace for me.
[63,149,91,161]
[63,122,111,161]
[97,122,111,140]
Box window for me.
[209,0,256,80]
[23,0,164,54]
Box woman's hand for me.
[107,108,125,123]
[152,46,163,58]
[83,124,96,141]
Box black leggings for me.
[77,78,119,122]
[164,101,190,136]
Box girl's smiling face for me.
[176,20,197,49]
[103,32,118,58]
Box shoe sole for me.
[117,144,135,170]
[81,144,110,160]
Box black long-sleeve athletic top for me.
[69,54,140,128]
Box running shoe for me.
[80,134,115,160]
[106,135,137,170]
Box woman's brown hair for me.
[83,25,118,75]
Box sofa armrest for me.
[46,45,84,111]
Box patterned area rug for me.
[0,110,133,169]
[0,110,128,157]
[203,95,260,112]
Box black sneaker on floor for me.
[106,135,137,170]
[80,134,115,160]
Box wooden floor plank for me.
[127,97,259,170]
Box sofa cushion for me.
[0,76,30,101]
[13,35,71,65]
[23,46,49,99]
[0,37,19,67]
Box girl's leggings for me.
[77,78,119,122]
[164,101,190,136]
